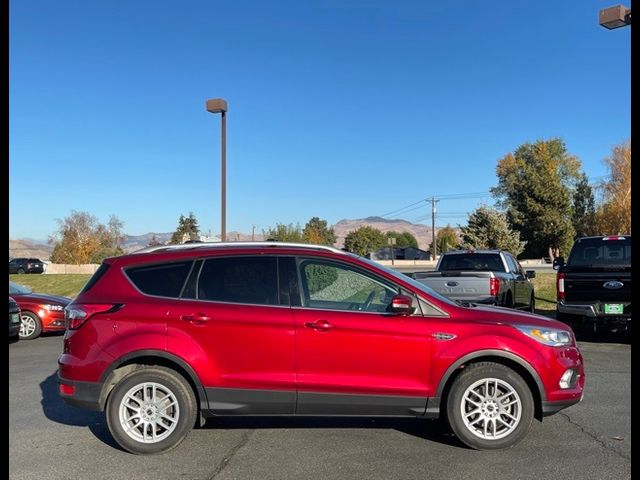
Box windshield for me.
[9,281,32,295]
[352,254,459,307]
[567,237,631,268]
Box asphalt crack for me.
[208,430,253,479]
[559,412,630,461]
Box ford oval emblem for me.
[603,281,624,289]
[446,281,459,287]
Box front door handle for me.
[180,313,212,325]
[304,319,333,332]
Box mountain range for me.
[9,217,439,260]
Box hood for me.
[464,304,568,330]
[13,293,72,305]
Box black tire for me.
[529,293,535,313]
[17,268,25,274]
[106,366,197,455]
[504,292,514,309]
[19,312,42,340]
[446,362,534,450]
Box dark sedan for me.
[9,297,21,340]
[8,282,71,340]
[8,258,45,274]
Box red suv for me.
[58,243,584,454]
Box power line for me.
[378,191,493,219]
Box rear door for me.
[292,257,431,416]
[169,255,296,414]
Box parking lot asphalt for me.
[9,335,630,480]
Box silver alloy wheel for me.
[118,382,180,444]
[20,314,37,338]
[460,377,522,440]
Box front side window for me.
[197,256,278,306]
[299,260,397,312]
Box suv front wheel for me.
[106,366,197,455]
[446,362,534,450]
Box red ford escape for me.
[58,243,584,454]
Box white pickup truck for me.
[413,250,536,311]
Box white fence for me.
[43,264,101,274]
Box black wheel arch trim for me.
[435,349,547,402]
[99,350,208,411]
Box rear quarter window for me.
[126,261,193,298]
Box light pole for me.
[206,98,228,242]
[599,5,631,29]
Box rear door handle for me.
[304,320,333,332]
[180,313,212,325]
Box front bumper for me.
[542,395,583,416]
[9,323,21,337]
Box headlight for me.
[42,304,65,312]
[514,325,572,346]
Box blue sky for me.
[9,0,630,240]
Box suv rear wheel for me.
[106,366,197,455]
[446,362,534,450]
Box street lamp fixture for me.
[599,5,631,29]
[206,98,228,242]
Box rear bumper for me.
[557,301,631,319]
[58,375,103,411]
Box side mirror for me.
[389,294,416,316]
[525,270,536,279]
[552,256,565,270]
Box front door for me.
[292,258,432,416]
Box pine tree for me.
[460,207,526,257]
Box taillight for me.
[489,277,500,296]
[64,303,120,330]
[557,272,565,301]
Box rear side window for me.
[439,254,506,272]
[197,256,278,305]
[80,263,111,294]
[126,261,193,298]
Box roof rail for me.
[130,241,347,256]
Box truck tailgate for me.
[564,270,631,303]
[414,271,493,301]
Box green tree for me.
[263,223,304,242]
[572,173,597,238]
[170,212,200,244]
[429,225,460,254]
[492,138,580,259]
[303,217,337,246]
[459,206,527,257]
[385,231,418,248]
[344,226,386,257]
[595,140,631,235]
[49,210,125,264]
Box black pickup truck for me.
[554,235,631,334]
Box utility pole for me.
[431,197,439,261]
[251,225,256,241]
